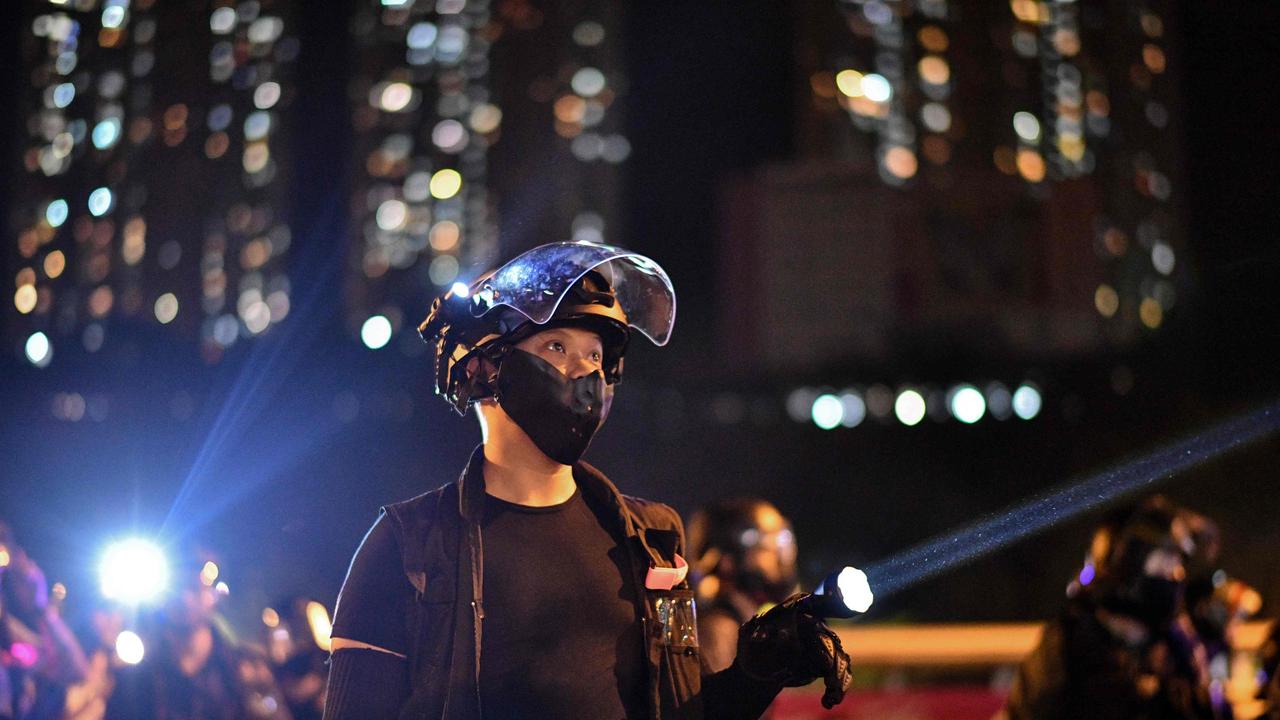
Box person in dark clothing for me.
[1259,621,1280,719]
[104,554,291,720]
[1002,496,1216,720]
[0,521,88,720]
[324,242,853,719]
[686,499,799,674]
[264,598,332,720]
[1181,509,1260,719]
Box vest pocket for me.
[659,640,704,716]
[651,589,699,650]
[413,566,455,605]
[650,589,703,714]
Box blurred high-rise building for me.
[342,0,630,352]
[10,0,297,369]
[719,0,1186,378]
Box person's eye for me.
[590,351,602,363]
[548,341,565,353]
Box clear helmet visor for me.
[469,241,676,346]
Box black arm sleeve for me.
[701,660,784,720]
[330,513,414,656]
[323,649,409,720]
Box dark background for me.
[2,1,1279,632]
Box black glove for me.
[736,593,853,709]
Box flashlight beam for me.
[863,400,1280,601]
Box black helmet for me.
[1076,495,1196,626]
[687,498,798,604]
[419,241,676,413]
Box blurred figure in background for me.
[1181,509,1262,718]
[0,521,88,720]
[104,551,291,720]
[263,598,329,720]
[687,498,799,674]
[61,607,127,720]
[1003,496,1215,720]
[1258,621,1280,719]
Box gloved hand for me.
[736,593,853,709]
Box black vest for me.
[379,447,715,719]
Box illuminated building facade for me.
[344,0,501,352]
[721,0,1186,380]
[10,0,297,368]
[343,0,630,351]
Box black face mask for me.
[736,566,800,607]
[1106,576,1184,629]
[495,348,611,466]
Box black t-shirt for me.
[331,486,647,720]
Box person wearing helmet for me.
[1180,509,1260,720]
[1002,496,1216,720]
[322,242,852,719]
[686,499,799,674]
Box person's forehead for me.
[528,325,603,346]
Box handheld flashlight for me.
[799,566,874,619]
[99,538,169,606]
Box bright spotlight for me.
[836,566,875,613]
[949,385,986,424]
[450,281,470,298]
[894,389,926,426]
[360,315,393,350]
[115,630,145,664]
[1012,383,1042,420]
[811,394,844,430]
[100,539,169,606]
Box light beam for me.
[863,400,1280,601]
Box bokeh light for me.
[25,332,53,367]
[361,315,393,350]
[154,293,179,324]
[835,69,865,97]
[1012,384,1042,420]
[948,385,986,424]
[570,67,606,97]
[810,393,843,430]
[860,74,892,103]
[429,169,462,199]
[306,601,333,652]
[839,391,866,428]
[894,389,926,426]
[46,198,69,227]
[115,631,145,665]
[1013,111,1041,142]
[378,82,414,112]
[88,187,114,217]
[14,285,38,315]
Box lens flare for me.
[99,538,169,605]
